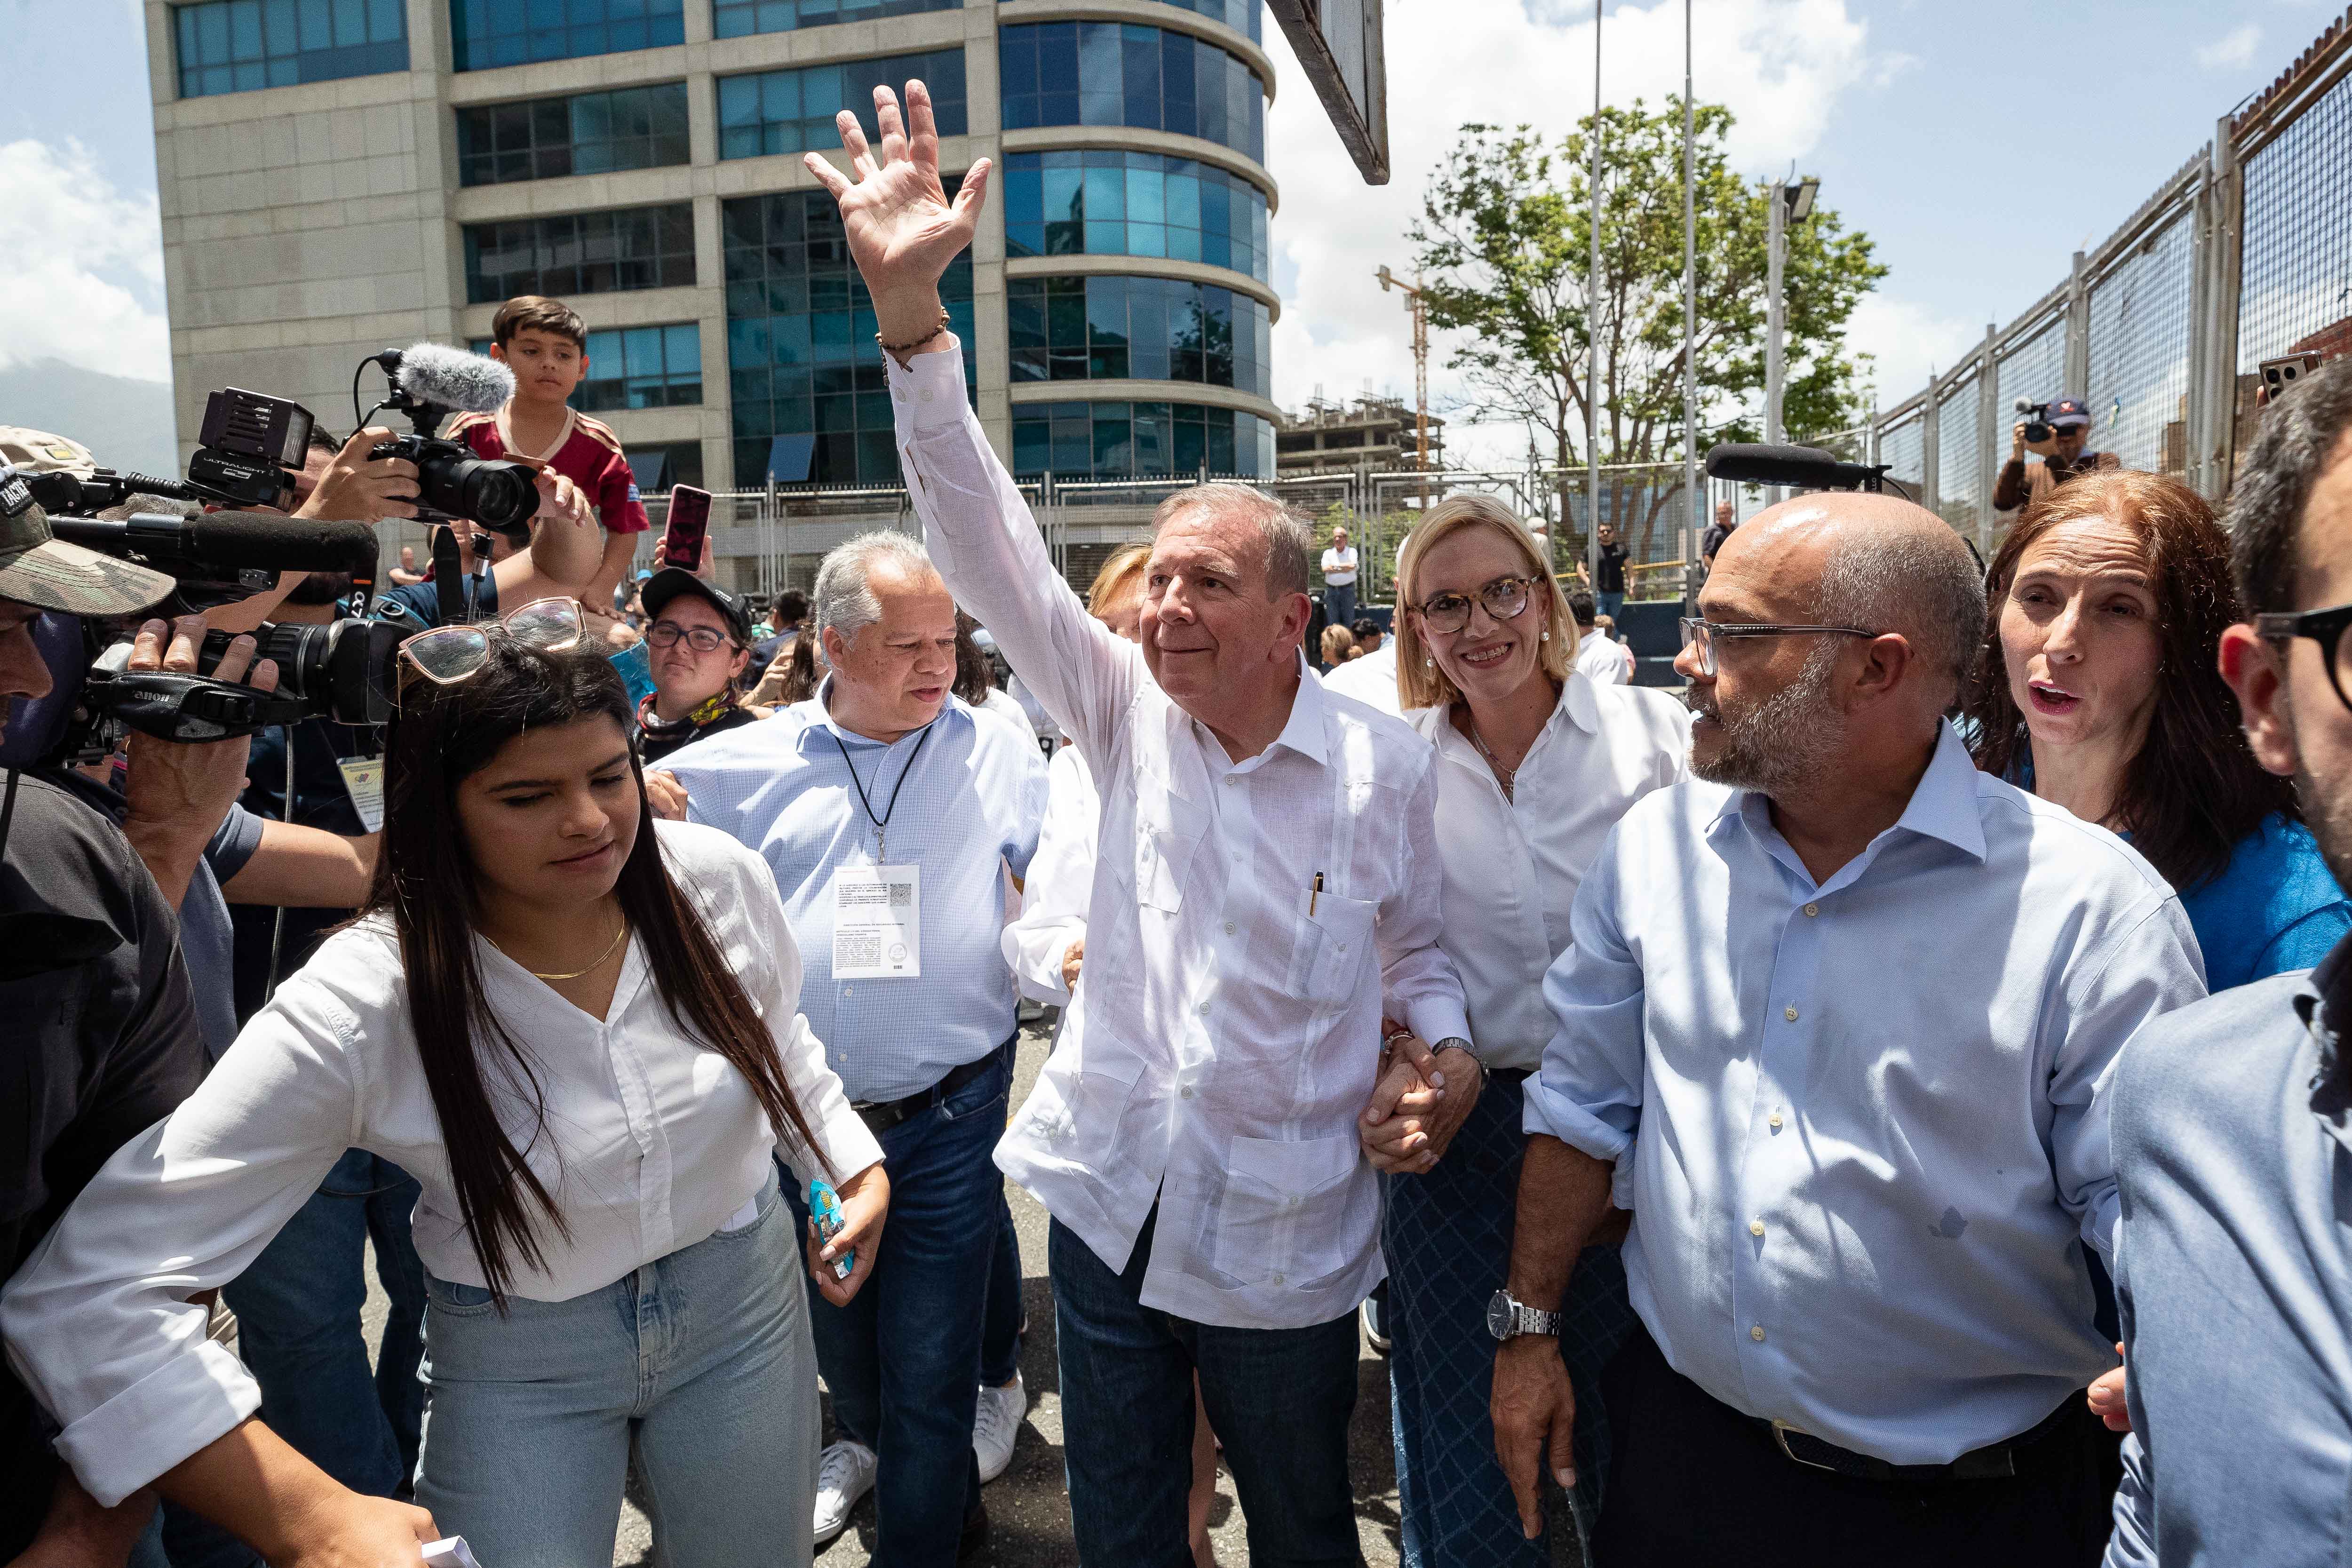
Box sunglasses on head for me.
[397,597,585,685]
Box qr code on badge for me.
[889,882,912,907]
[839,929,882,966]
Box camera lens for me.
[452,459,538,538]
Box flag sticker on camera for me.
[335,756,387,833]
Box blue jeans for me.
[787,1044,1010,1565]
[1384,1077,1633,1566]
[981,1187,1024,1386]
[412,1168,819,1568]
[1323,583,1357,637]
[1596,590,1624,622]
[1052,1206,1361,1567]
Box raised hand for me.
[801,81,991,354]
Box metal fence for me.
[1874,10,2352,553]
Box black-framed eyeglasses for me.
[647,620,738,654]
[1678,617,1877,678]
[2256,603,2352,713]
[1415,574,1539,636]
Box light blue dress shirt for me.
[1526,720,2208,1465]
[658,682,1047,1104]
[2105,935,2352,1567]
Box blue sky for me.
[0,0,2322,462]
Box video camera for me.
[2014,399,2058,446]
[353,343,539,541]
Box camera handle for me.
[431,516,470,626]
[82,669,311,743]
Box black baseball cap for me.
[641,567,751,645]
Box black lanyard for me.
[830,720,935,862]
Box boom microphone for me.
[1704,443,1896,494]
[49,512,379,576]
[384,342,515,416]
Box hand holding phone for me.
[661,485,713,573]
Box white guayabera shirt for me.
[889,338,1471,1331]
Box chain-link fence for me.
[1873,12,2352,550]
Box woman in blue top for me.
[1967,470,2349,989]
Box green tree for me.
[1410,101,1885,574]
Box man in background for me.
[1700,499,1738,573]
[1592,521,1630,621]
[1320,523,1360,636]
[1995,397,2116,515]
[1567,589,1632,686]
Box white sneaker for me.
[813,1438,877,1545]
[973,1372,1027,1484]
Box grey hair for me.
[2230,354,2352,616]
[812,530,941,647]
[1152,482,1315,599]
[1812,520,1987,695]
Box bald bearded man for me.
[1490,496,2207,1566]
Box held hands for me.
[2087,1342,2130,1432]
[801,81,990,355]
[1359,1023,1481,1173]
[297,428,419,524]
[1492,1337,1579,1539]
[809,1162,890,1307]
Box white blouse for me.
[0,820,882,1508]
[1412,673,1691,1070]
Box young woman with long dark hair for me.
[2,605,888,1568]
[1966,470,2350,987]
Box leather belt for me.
[1757,1396,2076,1484]
[852,1035,1014,1136]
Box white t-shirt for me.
[1320,546,1359,587]
[1573,628,1635,686]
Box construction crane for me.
[1376,265,1430,510]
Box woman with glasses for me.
[1,604,889,1568]
[636,567,764,764]
[1363,496,1690,1563]
[1965,470,2348,989]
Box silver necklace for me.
[1466,716,1518,800]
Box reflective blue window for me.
[723,190,976,486]
[1011,401,1273,480]
[1144,0,1259,42]
[174,0,406,96]
[1008,275,1270,399]
[713,0,955,40]
[999,23,1264,164]
[1003,150,1268,283]
[463,204,697,303]
[467,325,703,411]
[449,0,684,72]
[718,49,965,160]
[456,83,689,185]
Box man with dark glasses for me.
[2105,356,2352,1564]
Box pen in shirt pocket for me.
[1311,870,1324,915]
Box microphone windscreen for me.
[1703,443,1871,492]
[186,512,379,573]
[393,342,516,415]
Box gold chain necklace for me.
[491,918,629,981]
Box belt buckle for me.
[1771,1420,1836,1472]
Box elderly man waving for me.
[805,85,1473,1563]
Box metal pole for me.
[1681,0,1697,607]
[1766,179,1785,450]
[1586,0,1602,588]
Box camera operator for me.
[0,478,213,1565]
[200,426,426,637]
[1994,396,2119,514]
[366,455,602,631]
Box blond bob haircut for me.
[1087,542,1151,617]
[1395,495,1578,712]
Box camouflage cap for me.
[0,462,177,616]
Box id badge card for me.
[833,862,920,978]
[334,756,387,833]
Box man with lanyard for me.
[634,566,761,764]
[648,530,1045,1566]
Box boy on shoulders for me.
[456,294,649,614]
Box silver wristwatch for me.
[1432,1035,1485,1081]
[1487,1289,1560,1341]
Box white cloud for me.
[1263,0,1885,469]
[1844,293,1982,413]
[2195,23,2262,70]
[0,137,170,382]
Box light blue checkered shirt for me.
[658,683,1047,1103]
